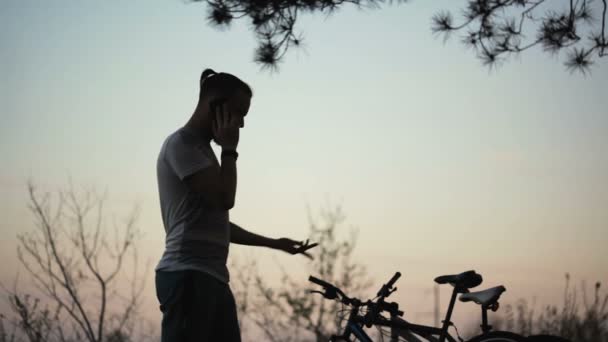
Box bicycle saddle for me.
[434,270,482,290]
[459,285,506,306]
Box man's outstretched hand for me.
[273,238,318,259]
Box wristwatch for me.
[221,149,238,160]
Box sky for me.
[1,0,607,337]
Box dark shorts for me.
[155,270,241,342]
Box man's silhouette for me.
[155,68,316,342]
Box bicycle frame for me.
[379,318,459,342]
[335,284,463,342]
[335,315,459,342]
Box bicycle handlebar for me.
[308,272,404,318]
[308,275,333,289]
[376,272,401,298]
[387,272,401,288]
[308,275,354,304]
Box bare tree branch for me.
[4,180,148,342]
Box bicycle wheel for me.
[467,331,529,342]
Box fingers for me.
[217,103,225,128]
[212,115,219,136]
[302,242,319,251]
[295,239,309,249]
[293,240,318,258]
[297,239,318,251]
[295,248,313,259]
[278,238,318,259]
[302,251,313,259]
[223,103,232,127]
[295,244,317,254]
[214,102,240,132]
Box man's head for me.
[197,68,252,129]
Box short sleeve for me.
[164,134,213,180]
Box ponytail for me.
[200,68,217,85]
[199,68,252,101]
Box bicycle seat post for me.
[480,303,496,334]
[439,286,460,342]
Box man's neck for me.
[184,114,212,143]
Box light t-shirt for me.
[155,125,231,283]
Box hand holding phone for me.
[210,99,239,150]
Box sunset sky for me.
[1,0,607,335]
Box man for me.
[155,68,316,342]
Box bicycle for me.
[308,270,529,342]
